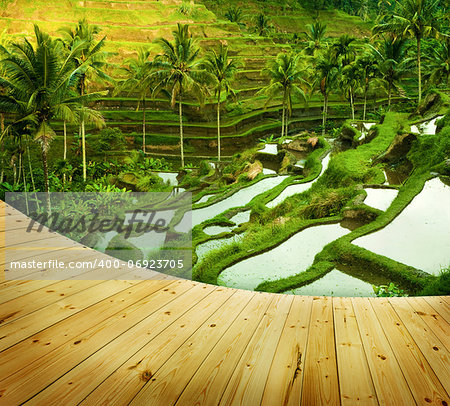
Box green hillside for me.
[0,0,378,151]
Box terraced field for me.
[0,0,374,160]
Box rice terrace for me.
[0,0,449,404]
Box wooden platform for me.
[0,201,449,405]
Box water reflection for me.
[196,234,245,261]
[175,175,289,231]
[217,223,349,290]
[287,269,377,297]
[266,154,331,209]
[353,178,450,274]
[363,188,398,211]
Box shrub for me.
[92,128,126,160]
[224,6,242,23]
[420,268,450,296]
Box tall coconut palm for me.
[60,19,110,181]
[153,24,206,167]
[0,29,10,184]
[370,35,409,106]
[119,49,153,153]
[252,14,274,37]
[202,44,241,162]
[373,0,441,104]
[341,62,360,121]
[302,21,327,56]
[424,38,450,87]
[355,52,378,120]
[260,52,308,139]
[314,50,339,136]
[0,25,104,192]
[332,34,356,67]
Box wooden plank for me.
[0,279,103,326]
[0,280,193,405]
[174,292,273,406]
[301,296,340,406]
[0,258,164,304]
[3,249,108,280]
[219,293,293,406]
[424,297,450,325]
[126,289,254,406]
[0,280,174,374]
[1,245,88,268]
[4,228,61,247]
[0,280,63,304]
[261,295,313,406]
[371,298,449,405]
[2,241,91,267]
[77,284,228,406]
[407,297,450,352]
[389,297,450,395]
[333,297,378,406]
[352,297,415,405]
[0,212,31,232]
[21,282,221,406]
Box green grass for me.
[319,113,408,188]
[192,144,332,284]
[257,106,450,294]
[420,268,450,296]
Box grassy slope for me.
[0,0,375,151]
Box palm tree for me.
[60,18,110,181]
[119,49,153,153]
[370,35,409,107]
[424,38,450,87]
[373,0,441,104]
[153,24,206,167]
[341,62,360,120]
[302,21,327,56]
[224,7,243,24]
[314,50,339,136]
[0,25,104,192]
[202,44,241,162]
[0,29,10,184]
[332,34,356,67]
[260,52,308,138]
[355,52,378,120]
[252,14,274,37]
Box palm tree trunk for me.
[81,75,87,182]
[350,89,355,120]
[322,94,327,137]
[281,104,285,138]
[179,92,184,168]
[42,147,49,193]
[363,92,367,121]
[42,146,51,214]
[142,98,146,153]
[17,152,22,188]
[417,36,422,104]
[81,118,87,181]
[285,114,289,138]
[27,142,37,194]
[22,157,29,215]
[0,144,3,184]
[217,89,221,162]
[63,120,67,183]
[13,159,16,186]
[388,82,392,107]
